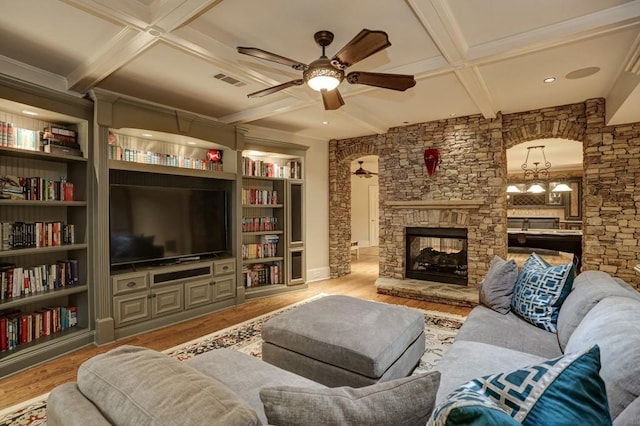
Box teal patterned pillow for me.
[428,345,611,426]
[510,252,575,332]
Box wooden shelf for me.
[242,230,284,236]
[109,160,236,180]
[0,199,86,207]
[242,204,283,208]
[243,175,288,181]
[0,146,87,163]
[243,256,284,265]
[0,243,88,258]
[0,285,88,310]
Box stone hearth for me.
[375,277,479,307]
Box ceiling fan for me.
[353,161,378,178]
[237,29,416,110]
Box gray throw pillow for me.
[77,345,260,426]
[478,255,518,314]
[260,371,440,426]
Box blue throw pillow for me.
[510,252,575,332]
[428,345,611,426]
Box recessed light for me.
[449,113,456,117]
[142,133,153,137]
[22,110,38,116]
[187,141,197,145]
[322,121,329,125]
[543,77,556,83]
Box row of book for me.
[242,157,302,179]
[242,261,282,287]
[0,221,76,250]
[242,239,279,260]
[242,216,278,232]
[242,188,278,205]
[0,123,81,154]
[108,145,223,171]
[0,306,78,352]
[0,175,74,201]
[1,260,79,299]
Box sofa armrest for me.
[47,382,111,426]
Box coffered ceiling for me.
[1,0,639,145]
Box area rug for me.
[0,296,465,426]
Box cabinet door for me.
[185,279,212,309]
[151,284,183,317]
[114,292,150,327]
[214,276,236,301]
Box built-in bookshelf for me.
[241,146,307,298]
[0,81,94,377]
[108,130,233,176]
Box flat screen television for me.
[109,183,230,268]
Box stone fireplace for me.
[405,227,468,285]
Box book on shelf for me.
[242,216,278,232]
[0,221,75,250]
[0,305,78,352]
[242,188,278,205]
[0,175,74,201]
[0,260,79,299]
[243,261,282,287]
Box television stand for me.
[111,257,236,340]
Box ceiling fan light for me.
[552,183,573,192]
[307,75,341,91]
[304,57,344,91]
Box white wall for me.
[244,125,330,282]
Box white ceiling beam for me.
[407,0,497,118]
[66,28,158,93]
[0,55,72,95]
[405,0,466,64]
[65,0,225,93]
[218,98,311,125]
[454,67,496,119]
[466,2,640,64]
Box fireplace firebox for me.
[405,227,468,285]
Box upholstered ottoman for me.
[262,295,426,387]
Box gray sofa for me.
[436,270,640,425]
[48,270,640,425]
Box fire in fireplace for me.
[405,227,468,285]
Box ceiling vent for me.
[213,73,246,87]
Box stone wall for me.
[329,98,640,288]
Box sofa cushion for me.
[478,255,518,314]
[77,345,260,426]
[187,348,324,424]
[557,271,638,351]
[565,296,640,419]
[454,305,562,358]
[435,340,548,403]
[429,345,611,426]
[613,396,640,426]
[511,252,575,332]
[259,371,440,426]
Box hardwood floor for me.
[0,247,471,410]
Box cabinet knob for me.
[222,265,229,271]
[126,281,136,288]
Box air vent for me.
[213,73,246,87]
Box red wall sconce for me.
[424,148,439,177]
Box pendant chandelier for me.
[509,145,572,194]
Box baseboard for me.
[306,266,331,283]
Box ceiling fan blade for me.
[321,88,345,110]
[346,71,416,91]
[237,47,307,71]
[247,79,304,98]
[330,29,391,69]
